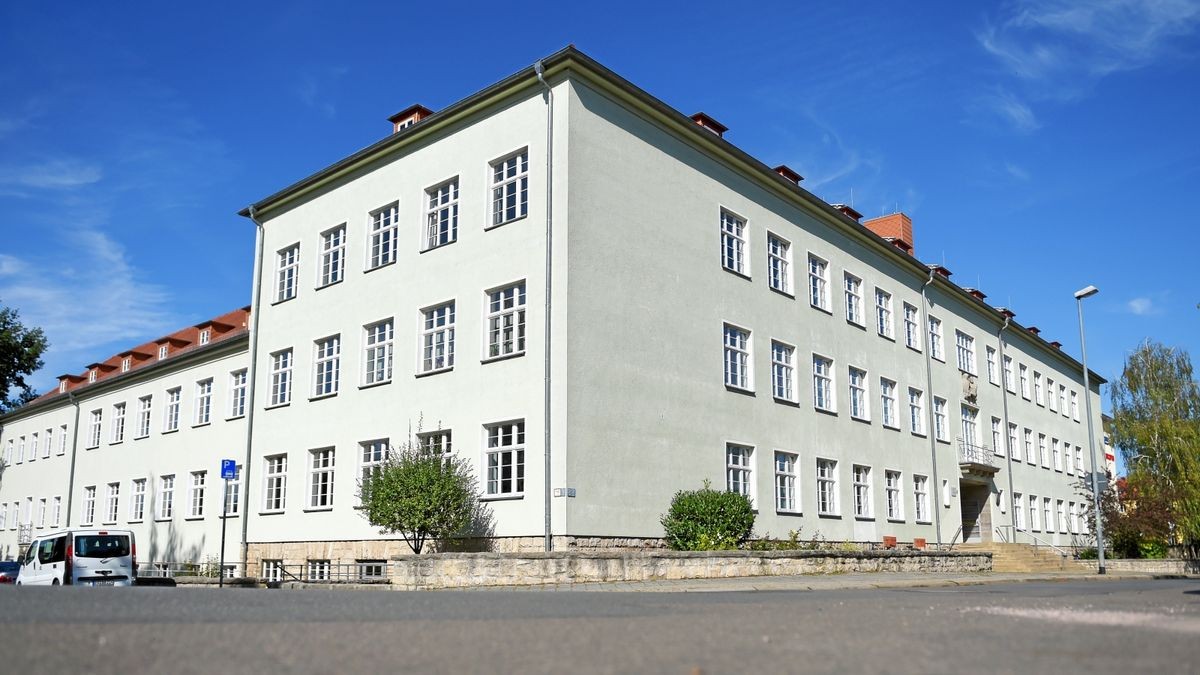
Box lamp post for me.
[1074,284,1105,575]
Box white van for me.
[17,529,137,586]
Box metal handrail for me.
[956,437,997,467]
[1022,531,1070,558]
[946,525,963,550]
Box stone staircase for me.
[956,543,1087,573]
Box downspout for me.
[534,60,554,552]
[920,269,943,548]
[64,392,82,526]
[997,316,1018,543]
[239,205,267,575]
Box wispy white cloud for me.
[0,254,25,277]
[297,66,349,119]
[1005,162,1031,181]
[971,88,1041,133]
[0,158,103,189]
[1125,296,1164,316]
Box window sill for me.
[134,435,149,441]
[910,431,927,438]
[128,519,143,524]
[773,396,800,408]
[303,507,334,513]
[162,428,179,435]
[905,344,922,355]
[109,441,123,447]
[855,516,876,522]
[776,510,802,516]
[810,304,833,316]
[308,393,338,402]
[887,518,906,524]
[480,494,524,502]
[814,406,838,417]
[485,214,528,232]
[226,414,246,422]
[220,513,240,519]
[184,516,204,521]
[363,260,397,275]
[915,520,932,525]
[769,286,794,300]
[850,415,871,424]
[192,422,211,429]
[415,366,454,379]
[482,351,525,365]
[722,266,752,282]
[270,296,297,307]
[264,402,291,411]
[935,437,950,444]
[85,445,99,451]
[817,512,841,519]
[359,379,392,391]
[932,356,945,364]
[847,320,867,331]
[878,333,896,342]
[154,517,173,523]
[315,279,344,292]
[724,384,755,397]
[258,510,286,516]
[420,240,459,254]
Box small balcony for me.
[17,523,33,546]
[958,437,999,482]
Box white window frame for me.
[87,410,102,449]
[991,416,1003,456]
[111,404,125,443]
[913,474,930,523]
[1039,433,1049,468]
[360,439,389,487]
[269,349,293,407]
[774,451,799,514]
[313,335,341,398]
[723,323,753,391]
[188,471,206,518]
[424,178,459,250]
[276,243,299,303]
[770,340,795,402]
[766,232,791,293]
[194,378,212,425]
[1020,364,1031,399]
[224,465,242,516]
[816,458,839,516]
[1047,377,1058,412]
[1008,423,1019,461]
[363,319,394,385]
[852,464,873,519]
[808,254,829,311]
[484,420,525,497]
[986,346,998,384]
[885,470,903,521]
[490,150,529,227]
[309,448,335,510]
[725,443,753,504]
[163,387,181,432]
[928,316,944,361]
[933,397,948,442]
[849,367,870,421]
[720,209,748,276]
[1029,494,1040,531]
[955,330,976,375]
[813,354,835,412]
[158,475,175,520]
[420,302,456,373]
[263,454,288,512]
[319,224,346,287]
[1070,391,1080,421]
[135,396,152,438]
[903,303,921,351]
[880,378,898,429]
[908,387,925,435]
[485,282,527,360]
[875,288,894,338]
[844,273,863,325]
[82,486,96,526]
[367,202,399,270]
[1003,355,1016,393]
[130,478,146,522]
[230,369,247,418]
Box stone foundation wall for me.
[388,550,992,590]
[1079,559,1200,575]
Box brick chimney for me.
[1050,341,1062,349]
[1027,326,1041,336]
[995,307,1016,319]
[388,104,434,134]
[690,112,727,137]
[962,287,987,301]
[773,164,803,184]
[926,263,952,279]
[863,213,914,254]
[831,204,862,222]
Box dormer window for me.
[88,370,97,383]
[199,329,211,345]
[59,381,66,393]
[121,357,131,372]
[158,345,168,360]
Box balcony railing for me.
[17,524,33,546]
[957,437,997,467]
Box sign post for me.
[219,459,237,588]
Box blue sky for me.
[2,1,1198,416]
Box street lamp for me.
[1074,284,1105,574]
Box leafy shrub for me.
[1138,540,1168,559]
[660,482,755,550]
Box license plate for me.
[91,580,115,586]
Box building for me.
[0,47,1103,575]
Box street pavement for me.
[1,576,1198,674]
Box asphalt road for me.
[1,578,1198,674]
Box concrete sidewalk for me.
[286,569,1191,593]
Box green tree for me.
[357,435,484,554]
[1,301,48,413]
[1110,340,1200,553]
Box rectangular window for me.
[486,282,526,359]
[844,273,863,325]
[263,560,283,583]
[425,179,459,249]
[849,367,869,420]
[270,349,293,406]
[104,483,119,523]
[813,354,834,411]
[421,303,456,372]
[59,425,67,454]
[51,497,61,527]
[1008,423,1019,461]
[132,397,149,438]
[319,224,346,287]
[908,387,925,435]
[723,324,752,390]
[1014,492,1025,530]
[1029,494,1040,531]
[767,234,791,293]
[880,378,898,428]
[720,210,747,275]
[725,444,752,501]
[1057,499,1067,533]
[313,335,341,397]
[264,455,288,512]
[1034,371,1044,405]
[130,479,146,522]
[986,347,998,384]
[164,387,181,432]
[903,303,921,350]
[875,289,893,338]
[28,433,38,462]
[122,356,132,371]
[991,417,1003,456]
[1020,364,1031,399]
[1047,377,1058,412]
[914,474,929,522]
[960,405,979,446]
[955,331,976,374]
[276,244,299,302]
[307,560,331,581]
[1039,433,1049,468]
[885,470,902,520]
[934,397,948,441]
[816,458,838,515]
[362,320,394,385]
[43,429,52,459]
[928,316,944,360]
[1075,445,1084,474]
[771,341,795,402]
[491,151,529,226]
[368,202,399,269]
[82,486,96,525]
[1070,391,1079,421]
[87,410,102,448]
[195,378,213,425]
[1059,385,1068,417]
[224,465,241,516]
[199,329,210,345]
[774,451,798,513]
[852,465,872,518]
[1024,428,1034,464]
[1003,356,1015,393]
[360,439,389,485]
[230,369,247,418]
[111,403,125,443]
[485,421,525,496]
[309,448,335,509]
[1044,497,1053,533]
[189,471,206,518]
[1052,438,1062,471]
[158,475,175,520]
[417,430,453,461]
[808,254,829,310]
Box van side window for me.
[38,539,56,564]
[24,542,38,565]
[46,536,67,564]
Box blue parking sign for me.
[221,459,237,480]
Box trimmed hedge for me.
[661,484,755,550]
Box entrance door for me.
[959,485,990,543]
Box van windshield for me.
[74,535,130,558]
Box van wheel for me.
[51,579,60,586]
